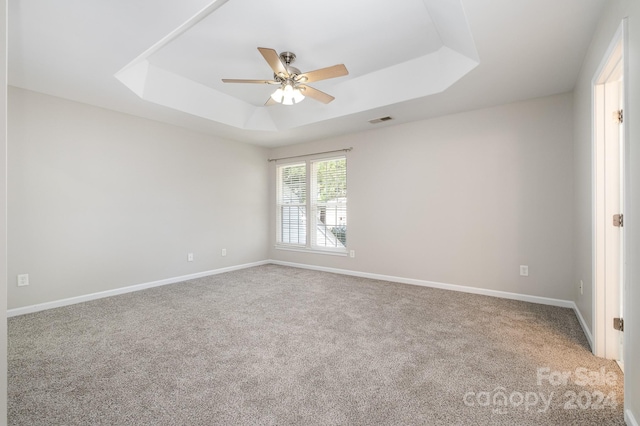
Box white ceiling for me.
[9,0,607,147]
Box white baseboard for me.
[571,302,594,350]
[627,409,639,426]
[270,260,599,351]
[269,260,575,308]
[7,259,622,418]
[7,260,270,317]
[6,259,587,333]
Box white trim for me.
[274,245,348,257]
[1,259,631,421]
[115,0,229,76]
[7,260,269,317]
[271,261,596,348]
[8,259,593,353]
[269,260,575,308]
[572,302,594,350]
[626,409,639,426]
[591,19,627,360]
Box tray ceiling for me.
[9,0,608,146]
[116,0,479,132]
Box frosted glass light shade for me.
[270,87,284,103]
[270,83,305,105]
[292,88,305,103]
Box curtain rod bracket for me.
[268,147,353,162]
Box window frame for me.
[275,155,348,256]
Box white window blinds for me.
[276,156,347,252]
[311,158,347,249]
[277,163,306,245]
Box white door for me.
[603,62,623,364]
[593,26,625,365]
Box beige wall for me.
[269,93,575,301]
[7,87,270,309]
[573,0,640,422]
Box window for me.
[277,156,347,253]
[277,162,306,246]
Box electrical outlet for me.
[188,253,194,262]
[17,274,29,287]
[221,249,227,257]
[580,280,584,295]
[349,250,355,258]
[519,265,529,276]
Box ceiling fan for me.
[222,47,348,106]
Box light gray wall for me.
[269,93,575,301]
[8,87,270,309]
[572,0,640,421]
[1,0,8,421]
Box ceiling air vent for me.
[368,116,393,124]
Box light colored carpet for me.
[8,264,624,425]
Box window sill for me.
[274,245,348,257]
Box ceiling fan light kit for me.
[222,47,349,106]
[270,81,305,105]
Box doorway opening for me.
[592,20,626,369]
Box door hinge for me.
[613,109,623,124]
[613,318,624,332]
[613,214,623,227]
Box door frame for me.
[591,19,628,362]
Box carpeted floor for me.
[8,264,624,425]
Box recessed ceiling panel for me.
[149,0,442,105]
[116,0,479,131]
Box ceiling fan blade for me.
[222,79,278,84]
[300,85,335,104]
[258,47,289,78]
[298,64,348,83]
[265,97,278,106]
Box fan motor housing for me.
[272,52,301,82]
[279,51,296,65]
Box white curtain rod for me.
[268,147,353,162]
